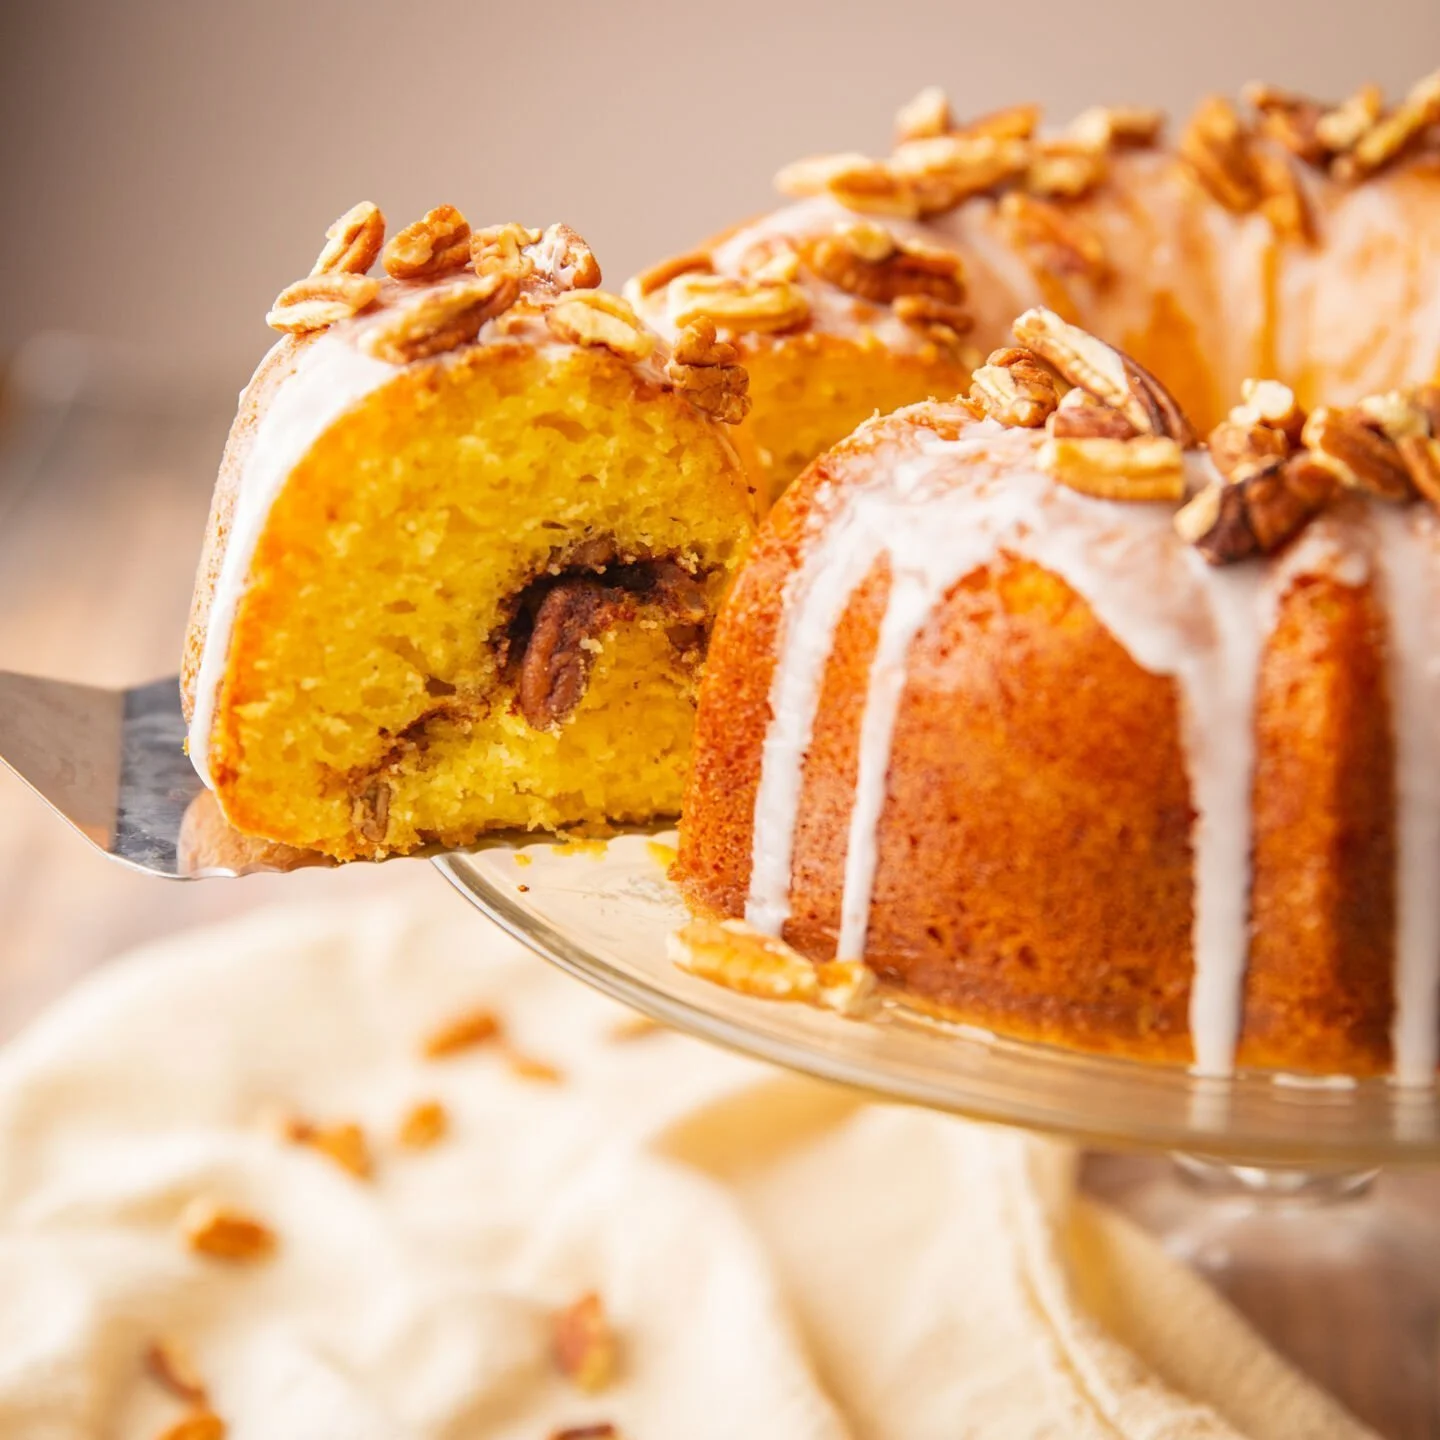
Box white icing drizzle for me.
[188,335,396,788]
[743,418,1427,1076]
[1376,503,1440,1085]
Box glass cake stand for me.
[437,831,1440,1439]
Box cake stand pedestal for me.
[437,831,1440,1440]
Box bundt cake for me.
[674,306,1440,1080]
[629,73,1440,507]
[182,205,756,860]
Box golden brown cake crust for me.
[674,393,1430,1075]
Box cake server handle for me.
[0,669,303,879]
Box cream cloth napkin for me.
[0,874,1375,1440]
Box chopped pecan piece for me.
[1334,69,1440,180]
[999,192,1108,280]
[969,347,1060,428]
[397,1098,449,1149]
[1303,406,1415,501]
[1012,307,1195,444]
[1176,455,1336,564]
[1026,140,1107,199]
[310,201,385,276]
[1315,84,1384,155]
[889,133,1031,216]
[180,1199,276,1264]
[363,272,518,364]
[668,918,875,1015]
[1244,84,1330,163]
[666,317,751,423]
[894,85,953,143]
[533,222,603,291]
[1180,95,1263,212]
[382,204,472,280]
[1231,377,1307,446]
[893,293,973,351]
[1039,435,1186,501]
[1047,386,1139,440]
[1399,435,1440,507]
[546,290,654,360]
[352,779,390,845]
[1066,105,1164,151]
[422,1007,503,1058]
[552,1292,618,1393]
[1254,151,1313,244]
[266,273,380,333]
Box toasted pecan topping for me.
[1066,105,1164,151]
[534,222,603,291]
[180,1199,276,1263]
[1314,84,1385,155]
[894,85,953,143]
[669,918,876,1015]
[552,1291,618,1393]
[804,224,966,307]
[1026,139,1108,199]
[1047,386,1140,440]
[1334,69,1440,180]
[999,192,1108,280]
[470,222,542,282]
[310,201,385,276]
[423,1007,503,1058]
[1013,307,1195,444]
[1303,405,1416,501]
[892,293,973,352]
[546,290,655,360]
[145,1337,208,1406]
[397,1098,449,1148]
[1180,95,1264,212]
[383,204,472,280]
[1178,455,1337,564]
[969,347,1060,428]
[632,248,715,297]
[666,317,751,424]
[1039,435,1187,501]
[363,272,518,364]
[671,273,811,334]
[266,273,380,333]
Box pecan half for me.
[546,290,654,360]
[310,201,385,276]
[1065,105,1164,151]
[666,317,751,424]
[803,226,965,305]
[1302,405,1415,501]
[1176,454,1336,564]
[382,204,472,280]
[362,272,518,364]
[1315,83,1384,155]
[470,222,542,282]
[671,273,811,334]
[1039,435,1186,501]
[517,578,631,729]
[969,347,1060,428]
[1012,307,1195,444]
[1244,84,1330,164]
[889,133,1031,216]
[266,273,380,333]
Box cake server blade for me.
[0,669,289,879]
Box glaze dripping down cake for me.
[675,308,1440,1079]
[182,206,756,859]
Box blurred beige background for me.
[3,0,1440,385]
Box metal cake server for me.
[0,669,284,879]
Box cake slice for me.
[182,205,756,860]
